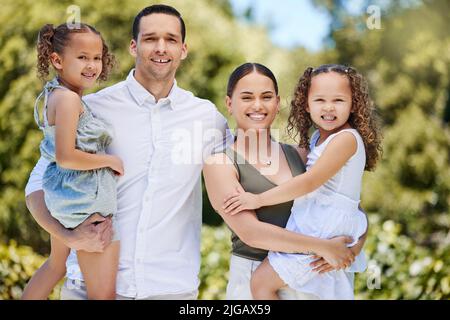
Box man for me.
[25,4,232,300]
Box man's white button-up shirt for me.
[25,69,233,298]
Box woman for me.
[203,63,367,299]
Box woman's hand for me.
[309,257,336,274]
[107,155,124,176]
[348,235,365,257]
[222,190,262,215]
[315,236,355,270]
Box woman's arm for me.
[223,132,357,214]
[203,154,355,269]
[51,90,123,174]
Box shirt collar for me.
[126,68,180,110]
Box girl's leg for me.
[22,235,69,300]
[76,240,119,300]
[251,258,286,300]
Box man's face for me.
[130,13,187,82]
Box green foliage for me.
[199,216,450,300]
[355,215,450,299]
[198,225,231,299]
[0,240,60,300]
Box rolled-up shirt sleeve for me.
[25,157,50,197]
[209,108,234,156]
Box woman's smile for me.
[246,112,268,121]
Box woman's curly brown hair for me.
[37,23,115,82]
[287,64,383,171]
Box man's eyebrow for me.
[166,33,180,38]
[141,32,180,38]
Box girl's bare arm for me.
[50,90,120,172]
[224,132,357,213]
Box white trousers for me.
[226,254,320,300]
[60,278,198,300]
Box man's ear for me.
[50,52,63,71]
[225,96,232,115]
[129,39,137,58]
[180,43,188,61]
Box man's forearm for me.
[25,190,71,244]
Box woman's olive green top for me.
[223,143,306,261]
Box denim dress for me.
[34,78,117,229]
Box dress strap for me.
[33,78,68,129]
[322,128,362,150]
[310,130,320,149]
[79,99,91,116]
[33,89,47,129]
[224,147,242,180]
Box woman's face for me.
[226,72,280,132]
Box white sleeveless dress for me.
[268,128,368,300]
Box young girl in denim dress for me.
[223,64,383,299]
[22,23,122,300]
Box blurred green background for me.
[1,0,449,299]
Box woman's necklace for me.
[260,142,275,166]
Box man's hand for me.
[66,214,113,252]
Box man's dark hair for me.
[132,4,186,42]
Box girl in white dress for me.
[223,64,382,299]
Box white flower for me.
[409,261,423,276]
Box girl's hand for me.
[108,155,124,176]
[317,236,355,270]
[222,191,261,215]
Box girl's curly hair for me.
[37,23,115,82]
[287,64,383,171]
